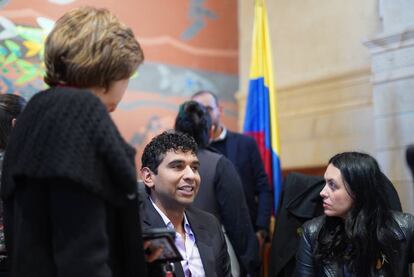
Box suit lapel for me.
[225,130,238,164]
[186,208,216,277]
[142,197,185,277]
[142,197,167,229]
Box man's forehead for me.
[193,93,215,105]
[163,149,198,162]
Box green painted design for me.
[16,73,37,84]
[15,60,41,84]
[16,26,45,44]
[131,71,138,79]
[0,21,48,94]
[4,40,21,57]
[16,59,36,71]
[0,45,8,56]
[4,53,17,65]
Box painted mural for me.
[0,0,239,167]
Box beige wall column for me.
[364,0,414,213]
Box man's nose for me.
[183,166,196,179]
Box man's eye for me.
[171,164,184,170]
[204,106,213,112]
[191,165,199,172]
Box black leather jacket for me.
[295,212,414,276]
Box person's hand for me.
[256,231,265,250]
[144,241,163,263]
[256,229,268,256]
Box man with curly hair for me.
[140,131,231,277]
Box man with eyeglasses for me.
[191,90,272,251]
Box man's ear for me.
[218,105,224,118]
[11,118,16,127]
[140,167,155,189]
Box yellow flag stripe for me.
[249,0,280,154]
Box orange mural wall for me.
[0,0,239,168]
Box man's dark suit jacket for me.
[210,130,272,232]
[141,197,231,277]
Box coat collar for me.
[185,207,216,277]
[142,197,185,277]
[142,197,216,277]
[284,172,325,218]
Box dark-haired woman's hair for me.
[314,152,398,276]
[174,100,212,148]
[0,94,26,150]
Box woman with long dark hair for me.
[295,152,414,276]
[0,94,26,276]
[0,94,26,152]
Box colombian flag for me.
[243,0,282,213]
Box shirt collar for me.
[212,126,227,142]
[149,197,193,236]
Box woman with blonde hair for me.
[1,7,146,277]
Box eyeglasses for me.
[203,105,216,113]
